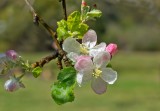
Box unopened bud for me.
[93,4,97,8]
[4,77,24,92]
[106,43,118,56]
[5,50,18,60]
[82,0,87,7]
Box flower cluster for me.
[63,29,118,94]
[0,50,25,92]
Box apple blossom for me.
[62,29,107,62]
[74,51,117,94]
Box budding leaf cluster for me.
[81,2,102,22]
[57,11,89,41]
[51,67,76,105]
[87,9,102,18]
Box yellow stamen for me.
[80,44,89,54]
[93,68,102,78]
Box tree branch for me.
[25,0,61,49]
[31,51,58,68]
[25,0,71,67]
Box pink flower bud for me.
[82,0,87,7]
[106,43,117,56]
[5,50,18,60]
[4,78,20,92]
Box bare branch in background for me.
[60,0,67,20]
[0,0,9,9]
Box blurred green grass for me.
[0,51,160,111]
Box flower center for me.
[93,68,102,78]
[80,44,89,54]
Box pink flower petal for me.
[74,55,94,73]
[91,77,107,94]
[82,29,97,49]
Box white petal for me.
[82,29,97,49]
[91,77,107,94]
[76,73,83,86]
[62,37,80,53]
[101,68,117,84]
[67,52,79,63]
[76,72,92,86]
[89,42,106,57]
[93,51,111,68]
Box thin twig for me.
[61,0,67,20]
[57,55,63,70]
[25,0,61,50]
[31,51,58,68]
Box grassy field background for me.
[0,51,160,111]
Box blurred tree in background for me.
[0,0,160,52]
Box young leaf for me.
[32,66,42,78]
[51,67,76,105]
[56,11,89,40]
[67,11,81,32]
[51,82,75,105]
[57,67,76,85]
[67,11,88,39]
[57,20,70,41]
[78,23,89,39]
[87,9,102,18]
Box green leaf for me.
[87,9,102,18]
[51,82,75,105]
[67,11,81,32]
[77,23,89,39]
[67,11,88,39]
[57,20,70,41]
[56,11,89,40]
[57,67,76,85]
[51,67,76,105]
[32,66,42,78]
